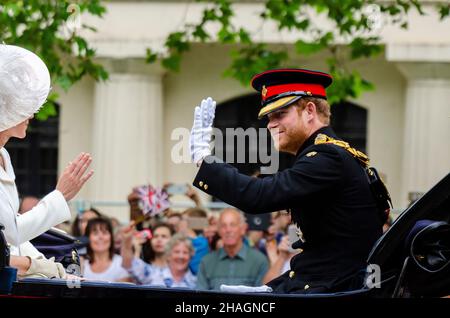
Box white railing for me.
[69,199,232,213]
[69,199,405,218]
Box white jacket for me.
[0,147,71,257]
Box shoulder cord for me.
[314,133,370,167]
[314,133,393,216]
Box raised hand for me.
[120,221,136,269]
[189,97,216,166]
[121,221,136,248]
[56,152,94,201]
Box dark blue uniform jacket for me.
[193,126,383,293]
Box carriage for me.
[1,173,449,300]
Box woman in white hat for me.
[0,44,94,278]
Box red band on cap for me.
[263,83,326,101]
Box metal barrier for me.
[69,199,405,217]
[69,199,233,214]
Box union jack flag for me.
[136,184,170,217]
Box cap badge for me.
[306,151,317,157]
[262,85,268,98]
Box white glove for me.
[20,256,67,279]
[189,97,216,166]
[220,284,273,293]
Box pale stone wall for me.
[55,1,450,221]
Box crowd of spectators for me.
[42,184,301,290]
[20,183,393,291]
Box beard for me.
[272,127,308,155]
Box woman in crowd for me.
[82,217,130,282]
[161,234,196,288]
[71,208,103,256]
[0,44,93,279]
[122,226,196,288]
[140,223,174,268]
[177,207,210,275]
[120,222,174,284]
[71,208,102,237]
[166,211,183,232]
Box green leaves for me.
[238,28,251,45]
[166,32,190,53]
[145,0,250,72]
[224,44,288,85]
[85,0,107,16]
[295,40,324,55]
[55,75,72,92]
[146,48,158,64]
[438,4,450,20]
[162,55,183,72]
[326,68,374,105]
[2,0,444,121]
[350,37,383,60]
[264,0,309,31]
[160,31,191,72]
[35,92,59,121]
[144,0,448,104]
[193,25,210,41]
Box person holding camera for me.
[263,235,298,284]
[121,224,196,288]
[121,222,174,284]
[140,223,174,269]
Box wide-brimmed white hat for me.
[0,44,51,132]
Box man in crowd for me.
[197,208,269,290]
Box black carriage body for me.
[3,174,450,299]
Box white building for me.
[55,1,450,221]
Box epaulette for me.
[314,133,370,167]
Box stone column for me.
[91,59,164,220]
[400,75,450,205]
[387,44,450,207]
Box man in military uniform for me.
[189,69,385,293]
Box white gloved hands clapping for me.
[189,97,216,166]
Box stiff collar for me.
[219,243,248,260]
[295,126,338,157]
